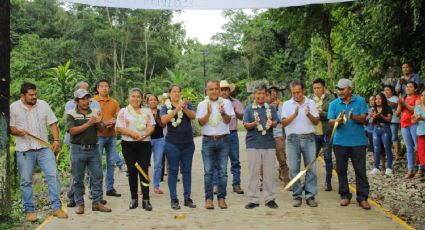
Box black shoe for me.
[106,189,122,197]
[306,197,318,207]
[171,199,181,210]
[324,182,332,191]
[184,198,197,208]
[67,200,76,208]
[129,199,138,209]
[265,200,279,209]
[245,203,259,209]
[142,200,152,211]
[100,199,107,205]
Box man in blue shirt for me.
[395,62,422,97]
[328,78,371,210]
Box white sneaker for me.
[369,168,380,175]
[385,168,393,175]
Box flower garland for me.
[252,101,272,135]
[127,105,148,131]
[204,96,224,127]
[165,99,183,127]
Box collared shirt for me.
[243,103,279,149]
[395,73,422,97]
[229,97,244,131]
[66,107,100,145]
[160,102,194,145]
[272,101,284,138]
[281,97,319,136]
[10,99,58,152]
[328,95,368,147]
[93,95,120,137]
[63,99,100,144]
[414,105,425,136]
[196,98,235,136]
[116,107,155,141]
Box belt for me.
[230,130,238,133]
[203,134,228,139]
[75,144,98,150]
[376,123,389,127]
[289,133,314,138]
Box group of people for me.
[10,62,425,222]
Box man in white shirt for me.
[10,82,68,221]
[281,80,319,208]
[197,80,235,209]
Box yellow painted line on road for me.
[318,156,415,230]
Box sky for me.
[172,10,228,44]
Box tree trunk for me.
[106,8,117,86]
[143,26,149,92]
[0,0,12,215]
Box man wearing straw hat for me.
[10,82,68,221]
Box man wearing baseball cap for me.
[328,78,371,210]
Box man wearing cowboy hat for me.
[211,80,245,194]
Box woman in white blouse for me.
[116,88,155,211]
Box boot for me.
[75,204,84,215]
[25,212,37,222]
[52,208,68,219]
[92,202,112,212]
[404,171,414,179]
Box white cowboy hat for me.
[220,80,236,93]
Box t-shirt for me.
[372,106,393,124]
[93,95,120,137]
[243,103,279,149]
[196,98,235,135]
[66,107,100,145]
[115,107,155,142]
[387,96,400,123]
[414,105,425,136]
[160,102,194,145]
[400,95,420,128]
[151,108,164,139]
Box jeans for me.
[115,151,123,168]
[202,135,230,200]
[333,145,369,203]
[286,133,317,200]
[16,148,62,212]
[212,131,241,187]
[71,144,103,205]
[390,123,400,142]
[401,125,418,171]
[372,125,393,169]
[164,141,195,200]
[98,136,117,191]
[151,137,165,188]
[315,133,333,183]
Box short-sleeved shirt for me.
[151,108,164,139]
[93,95,120,136]
[229,97,244,131]
[328,95,368,147]
[273,102,284,138]
[395,74,422,97]
[116,107,155,142]
[10,99,58,152]
[414,105,425,136]
[387,95,400,123]
[196,98,235,136]
[66,107,100,145]
[63,99,100,144]
[243,103,279,149]
[373,106,393,124]
[160,102,194,145]
[400,95,420,128]
[281,97,319,136]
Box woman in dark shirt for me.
[160,85,197,210]
[369,93,393,175]
[147,95,166,194]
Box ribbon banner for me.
[62,0,353,10]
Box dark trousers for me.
[122,141,152,200]
[333,145,369,203]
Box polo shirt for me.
[93,95,120,136]
[229,97,244,131]
[281,97,319,136]
[243,103,279,149]
[66,107,100,145]
[10,99,58,152]
[196,98,235,135]
[328,95,368,147]
[160,102,194,145]
[395,74,422,97]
